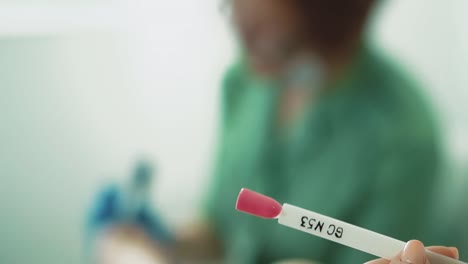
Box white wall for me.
[372,0,468,172]
[0,1,466,263]
[120,0,235,223]
[0,1,234,263]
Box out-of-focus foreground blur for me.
[0,0,467,263]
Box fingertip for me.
[449,247,459,260]
[408,240,426,248]
[402,240,426,264]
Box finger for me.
[364,244,459,264]
[400,240,427,264]
[365,240,426,264]
[427,246,459,259]
[364,254,418,264]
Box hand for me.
[365,240,459,264]
[94,224,170,264]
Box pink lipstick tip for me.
[235,188,282,219]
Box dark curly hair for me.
[293,0,376,56]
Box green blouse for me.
[204,45,442,263]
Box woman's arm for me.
[174,221,223,262]
[94,221,222,264]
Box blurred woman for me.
[93,0,444,263]
[181,0,443,263]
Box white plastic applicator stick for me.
[236,188,466,264]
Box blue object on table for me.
[85,161,174,249]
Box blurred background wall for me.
[0,0,466,263]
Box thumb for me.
[395,240,428,264]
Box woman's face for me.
[231,0,309,77]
